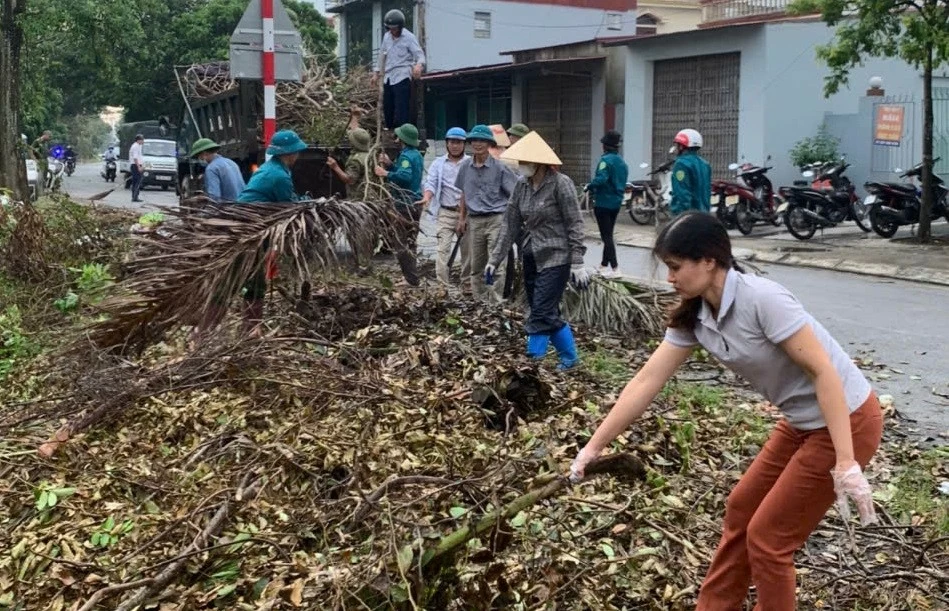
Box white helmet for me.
[673,128,703,149]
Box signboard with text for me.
[874,105,904,147]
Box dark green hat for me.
[394,123,420,148]
[189,138,220,157]
[507,123,530,138]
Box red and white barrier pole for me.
[261,0,276,147]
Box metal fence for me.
[935,88,949,175]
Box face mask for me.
[518,162,537,178]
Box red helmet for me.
[673,128,703,149]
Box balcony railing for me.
[326,0,371,11]
[702,0,790,23]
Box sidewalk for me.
[585,214,949,287]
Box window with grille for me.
[474,11,491,38]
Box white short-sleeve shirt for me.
[129,142,144,166]
[664,269,871,430]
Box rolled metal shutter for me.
[652,52,740,180]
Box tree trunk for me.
[0,0,28,201]
[919,40,934,242]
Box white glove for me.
[569,445,602,482]
[483,264,496,286]
[570,265,591,289]
[831,464,876,526]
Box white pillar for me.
[590,62,607,175]
[372,1,383,67]
[511,74,525,124]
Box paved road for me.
[64,161,177,211]
[582,241,949,440]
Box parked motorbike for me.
[626,159,674,225]
[712,156,784,235]
[101,159,117,182]
[45,156,66,191]
[863,158,949,238]
[778,159,871,240]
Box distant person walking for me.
[128,134,145,203]
[588,130,629,278]
[373,9,425,130]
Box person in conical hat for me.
[488,124,511,160]
[485,131,590,370]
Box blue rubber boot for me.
[526,334,549,359]
[550,324,579,370]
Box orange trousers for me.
[696,394,883,611]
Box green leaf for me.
[396,544,413,574]
[50,487,76,498]
[510,511,528,528]
[36,490,49,511]
[600,543,615,560]
[215,584,237,598]
[251,577,269,600]
[104,516,115,531]
[90,533,101,547]
[47,492,58,507]
[448,506,467,518]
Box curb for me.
[585,229,949,289]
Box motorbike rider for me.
[669,128,712,216]
[104,144,118,162]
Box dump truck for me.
[170,66,412,201]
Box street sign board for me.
[230,0,304,82]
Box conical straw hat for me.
[500,131,562,166]
[489,124,511,147]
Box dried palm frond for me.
[84,195,402,354]
[562,276,675,339]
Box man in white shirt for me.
[420,127,470,289]
[128,134,145,203]
[372,9,425,130]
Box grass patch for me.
[883,446,949,535]
[582,347,631,384]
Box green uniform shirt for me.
[589,152,629,211]
[670,151,712,216]
[386,146,423,206]
[238,157,299,203]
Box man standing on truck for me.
[129,134,145,203]
[374,123,424,286]
[372,9,425,130]
[189,138,246,202]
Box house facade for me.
[328,0,639,73]
[608,15,949,188]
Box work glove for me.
[569,445,601,483]
[483,264,496,286]
[570,265,591,289]
[832,464,876,526]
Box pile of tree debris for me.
[0,203,946,610]
[179,60,378,145]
